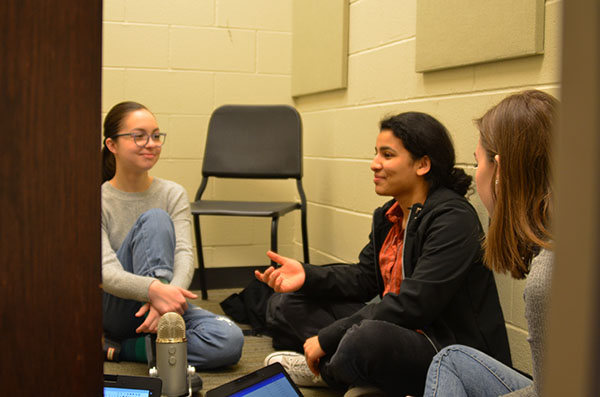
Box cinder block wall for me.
[102,0,297,268]
[102,0,562,374]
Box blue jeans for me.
[424,345,532,397]
[103,209,244,369]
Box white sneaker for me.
[264,351,327,387]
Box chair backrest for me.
[202,105,303,179]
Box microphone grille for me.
[156,312,187,343]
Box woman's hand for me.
[134,303,161,334]
[303,336,325,376]
[254,251,306,293]
[147,280,198,315]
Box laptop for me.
[103,374,162,397]
[206,362,304,397]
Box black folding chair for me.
[191,105,310,299]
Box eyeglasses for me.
[108,131,167,147]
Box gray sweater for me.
[504,248,554,397]
[101,178,194,302]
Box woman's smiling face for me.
[109,109,162,174]
[370,129,423,201]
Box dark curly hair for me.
[380,112,472,197]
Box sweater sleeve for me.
[167,186,194,289]
[101,217,155,301]
[522,249,554,397]
[100,179,195,301]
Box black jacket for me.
[300,187,511,366]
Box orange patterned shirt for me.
[379,202,405,295]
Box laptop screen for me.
[103,374,161,397]
[230,372,299,397]
[206,363,303,397]
[104,386,151,397]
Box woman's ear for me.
[494,154,501,181]
[416,155,431,176]
[105,138,118,155]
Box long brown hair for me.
[476,90,557,279]
[101,101,149,183]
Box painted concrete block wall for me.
[296,0,561,375]
[102,0,296,269]
[102,0,562,375]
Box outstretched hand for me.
[254,251,306,293]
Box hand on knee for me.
[148,281,198,314]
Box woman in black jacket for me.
[255,112,510,396]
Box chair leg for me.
[270,216,279,266]
[193,215,208,300]
[296,180,310,263]
[301,207,309,263]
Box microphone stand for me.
[149,365,196,397]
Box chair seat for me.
[191,105,309,300]
[191,200,301,217]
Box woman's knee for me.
[335,320,390,360]
[186,313,244,368]
[436,345,478,362]
[213,316,244,364]
[218,316,245,352]
[133,209,175,245]
[431,344,484,375]
[138,208,173,230]
[425,346,466,397]
[344,320,392,346]
[277,292,299,315]
[276,292,308,326]
[337,320,437,367]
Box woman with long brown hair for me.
[423,90,558,397]
[101,101,244,374]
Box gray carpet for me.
[104,288,343,397]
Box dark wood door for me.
[0,1,103,394]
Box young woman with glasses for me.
[101,101,243,371]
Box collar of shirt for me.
[380,201,405,295]
[385,201,403,225]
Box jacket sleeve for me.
[299,227,381,303]
[318,200,484,354]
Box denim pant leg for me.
[320,320,438,396]
[103,208,176,339]
[184,304,245,369]
[423,345,533,397]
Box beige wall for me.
[102,0,562,374]
[102,0,296,267]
